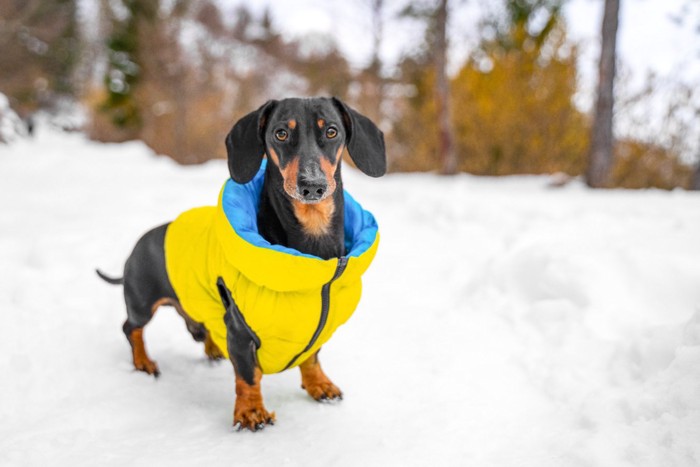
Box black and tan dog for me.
[98,97,385,431]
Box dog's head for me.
[225,97,386,203]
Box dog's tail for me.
[96,269,124,285]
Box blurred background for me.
[1,0,699,189]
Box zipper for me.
[282,256,349,371]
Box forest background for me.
[1,0,699,190]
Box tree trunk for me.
[366,0,384,124]
[691,162,700,190]
[586,0,620,188]
[370,0,383,68]
[435,0,457,175]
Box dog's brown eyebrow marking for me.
[288,119,297,129]
[317,119,325,128]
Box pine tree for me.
[100,0,159,134]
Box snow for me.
[0,93,26,144]
[1,127,700,466]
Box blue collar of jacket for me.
[222,160,378,260]
[213,160,380,292]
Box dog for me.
[97,97,386,431]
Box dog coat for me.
[164,161,379,374]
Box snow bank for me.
[1,128,699,466]
[0,93,26,144]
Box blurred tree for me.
[392,0,587,175]
[248,8,352,99]
[453,0,587,175]
[689,4,700,190]
[97,0,160,139]
[664,0,700,190]
[390,1,450,172]
[390,54,440,172]
[354,0,387,125]
[88,1,352,163]
[391,0,456,174]
[91,0,239,161]
[612,73,698,189]
[612,139,692,190]
[0,0,80,119]
[395,0,585,175]
[586,0,620,187]
[435,0,456,174]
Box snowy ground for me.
[1,127,700,467]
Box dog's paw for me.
[133,356,160,378]
[233,405,275,432]
[299,359,343,402]
[302,380,343,402]
[204,337,225,361]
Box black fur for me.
[332,97,387,178]
[225,100,278,184]
[218,278,260,386]
[121,224,177,329]
[95,269,123,285]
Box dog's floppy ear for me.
[225,100,278,184]
[332,97,386,177]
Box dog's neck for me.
[257,164,345,260]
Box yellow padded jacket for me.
[164,162,379,374]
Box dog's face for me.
[263,99,346,203]
[225,97,386,203]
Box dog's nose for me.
[298,178,327,202]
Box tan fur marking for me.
[268,147,280,167]
[320,156,339,189]
[281,156,300,198]
[299,352,342,401]
[292,196,335,236]
[129,328,159,375]
[234,367,275,430]
[204,334,224,360]
[151,297,175,314]
[335,145,344,163]
[288,119,297,129]
[317,118,325,128]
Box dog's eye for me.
[275,129,288,142]
[326,127,338,139]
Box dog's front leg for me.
[219,278,275,431]
[232,360,274,431]
[300,350,343,401]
